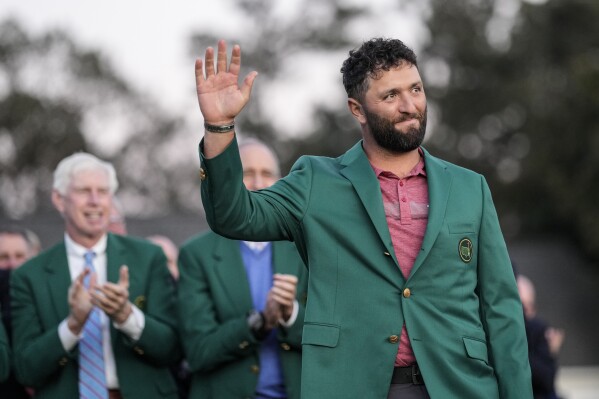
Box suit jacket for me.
[1,271,29,398]
[525,317,558,399]
[200,138,533,399]
[177,231,307,399]
[0,312,8,383]
[10,233,181,399]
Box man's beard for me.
[364,106,427,154]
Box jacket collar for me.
[339,142,453,281]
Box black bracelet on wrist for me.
[204,121,235,133]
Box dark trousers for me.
[387,383,431,399]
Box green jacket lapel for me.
[339,141,400,269]
[212,237,253,314]
[106,233,125,344]
[44,242,71,322]
[409,148,453,279]
[106,233,122,284]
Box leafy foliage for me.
[3,0,599,263]
[0,18,199,218]
[421,0,599,260]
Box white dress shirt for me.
[58,233,145,389]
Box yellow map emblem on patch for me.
[134,295,146,310]
[458,238,473,263]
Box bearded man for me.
[193,37,532,399]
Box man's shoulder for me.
[107,234,164,263]
[109,233,157,250]
[292,153,342,168]
[13,241,65,277]
[423,148,484,180]
[526,316,550,334]
[180,230,223,252]
[291,149,355,176]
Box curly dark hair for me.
[341,38,418,101]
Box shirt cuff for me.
[58,319,81,352]
[113,305,145,341]
[279,300,299,328]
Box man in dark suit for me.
[518,274,564,399]
[1,226,38,398]
[0,310,8,384]
[10,152,180,398]
[177,139,307,399]
[193,38,532,398]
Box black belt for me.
[391,364,424,385]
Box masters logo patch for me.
[458,238,473,263]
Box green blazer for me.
[177,231,307,399]
[10,233,181,399]
[200,138,532,399]
[0,310,8,383]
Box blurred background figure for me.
[0,316,9,385]
[147,235,180,282]
[177,138,307,399]
[0,226,36,270]
[10,152,181,398]
[0,226,38,398]
[108,197,128,235]
[518,274,565,399]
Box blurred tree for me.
[420,0,599,261]
[189,0,599,263]
[0,18,200,219]
[5,0,598,263]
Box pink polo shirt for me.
[371,150,429,367]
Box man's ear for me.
[347,98,367,124]
[51,190,65,214]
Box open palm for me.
[195,40,257,125]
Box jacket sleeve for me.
[177,244,260,372]
[0,313,9,382]
[10,269,72,387]
[200,137,311,254]
[121,248,181,367]
[477,176,533,398]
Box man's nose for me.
[88,190,101,203]
[397,93,418,114]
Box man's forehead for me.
[69,169,110,186]
[243,165,277,174]
[0,233,28,248]
[241,145,279,174]
[371,65,421,83]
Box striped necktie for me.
[79,250,108,399]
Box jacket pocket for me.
[302,323,340,348]
[448,221,476,234]
[463,336,489,365]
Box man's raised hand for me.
[195,40,258,126]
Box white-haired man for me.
[10,152,181,399]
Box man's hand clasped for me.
[67,265,133,334]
